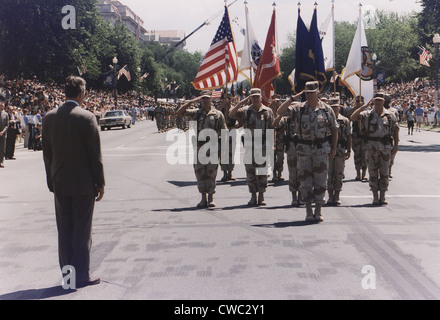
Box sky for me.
[121,0,423,53]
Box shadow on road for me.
[252,220,319,228]
[398,144,440,153]
[0,286,75,300]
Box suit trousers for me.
[54,193,95,283]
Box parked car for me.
[99,110,132,131]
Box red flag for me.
[253,7,281,106]
[192,6,238,90]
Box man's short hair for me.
[65,76,86,99]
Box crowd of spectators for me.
[0,75,439,161]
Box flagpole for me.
[358,3,363,100]
[332,0,337,96]
[244,1,253,86]
[273,1,277,94]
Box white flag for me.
[320,6,334,72]
[239,4,262,83]
[341,6,374,102]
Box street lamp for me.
[433,34,440,107]
[112,57,119,108]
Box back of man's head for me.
[65,76,86,99]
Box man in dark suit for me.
[0,100,9,168]
[43,76,105,289]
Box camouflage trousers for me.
[245,163,268,193]
[155,116,163,131]
[352,136,367,171]
[194,163,219,195]
[327,150,346,192]
[220,137,235,172]
[273,143,285,172]
[297,153,329,205]
[366,149,391,192]
[286,152,299,193]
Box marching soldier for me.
[154,103,163,133]
[384,94,399,178]
[269,95,285,182]
[346,96,368,181]
[351,92,399,206]
[327,97,352,206]
[217,95,237,182]
[229,88,275,207]
[176,91,227,208]
[273,92,304,206]
[291,81,338,222]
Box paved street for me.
[0,119,439,300]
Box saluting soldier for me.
[273,92,304,206]
[217,94,237,182]
[269,95,285,182]
[176,91,227,208]
[346,96,368,181]
[384,94,399,178]
[351,92,399,206]
[292,81,338,222]
[327,97,352,206]
[229,88,275,206]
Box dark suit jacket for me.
[42,101,105,196]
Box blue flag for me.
[293,7,327,93]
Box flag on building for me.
[239,3,263,83]
[135,23,141,41]
[253,7,281,106]
[418,46,432,67]
[341,5,374,102]
[118,65,131,81]
[192,6,238,90]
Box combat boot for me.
[362,167,368,182]
[258,192,266,206]
[305,203,315,222]
[327,189,335,206]
[221,171,228,182]
[197,193,208,208]
[291,192,299,207]
[228,171,236,181]
[248,193,257,206]
[355,169,361,181]
[271,171,278,182]
[334,191,341,206]
[380,191,388,206]
[277,171,285,181]
[372,191,380,206]
[208,194,216,208]
[315,204,324,222]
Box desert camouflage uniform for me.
[233,105,275,194]
[184,108,226,195]
[278,105,300,204]
[351,117,367,180]
[327,113,351,203]
[293,101,338,205]
[359,108,399,194]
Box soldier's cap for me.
[304,81,320,93]
[356,96,365,103]
[373,92,385,101]
[249,88,262,97]
[272,94,281,100]
[200,90,212,99]
[329,98,341,107]
[320,97,329,103]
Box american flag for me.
[212,89,223,99]
[418,46,432,67]
[192,6,238,90]
[118,65,131,81]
